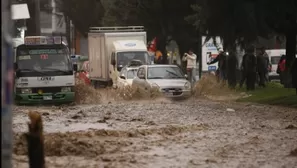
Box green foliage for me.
[56,0,105,36]
[237,82,297,108]
[187,0,296,49]
[101,0,199,54]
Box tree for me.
[102,0,199,63]
[188,0,296,91]
[187,0,274,50]
[56,0,105,37]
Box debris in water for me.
[226,108,235,112]
[25,111,45,168]
[285,124,297,130]
[289,148,297,156]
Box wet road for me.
[12,98,297,168]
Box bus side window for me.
[111,52,116,66]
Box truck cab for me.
[14,36,76,105]
[88,26,150,88]
[111,40,150,71]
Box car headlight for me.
[21,88,32,94]
[61,87,72,92]
[184,82,191,89]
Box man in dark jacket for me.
[257,48,270,87]
[241,47,257,91]
[276,55,286,85]
[227,50,238,89]
[207,48,227,82]
[291,58,297,94]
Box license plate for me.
[208,66,217,71]
[43,96,52,100]
[164,92,173,96]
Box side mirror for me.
[111,59,116,66]
[138,74,145,79]
[15,70,20,78]
[14,63,18,70]
[119,75,126,80]
[73,64,78,71]
[184,74,188,79]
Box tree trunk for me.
[285,13,297,90]
[176,39,189,73]
[26,0,41,36]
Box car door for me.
[132,67,142,87]
[142,67,151,90]
[118,68,127,87]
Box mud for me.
[12,96,297,168]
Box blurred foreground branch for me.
[25,111,45,168]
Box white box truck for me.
[88,26,151,87]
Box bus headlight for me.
[184,82,191,90]
[21,88,32,94]
[61,87,72,92]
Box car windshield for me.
[16,47,72,71]
[117,51,149,67]
[127,69,138,79]
[147,66,185,79]
[271,56,281,64]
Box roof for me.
[113,40,147,51]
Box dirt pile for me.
[74,78,162,104]
[74,79,102,104]
[193,74,232,96]
[13,124,207,157]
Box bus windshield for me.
[16,45,72,76]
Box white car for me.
[117,66,139,88]
[132,64,192,98]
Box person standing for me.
[291,58,297,94]
[241,47,257,91]
[256,48,270,87]
[276,55,286,85]
[182,49,197,85]
[207,48,227,82]
[258,47,270,83]
[227,50,238,89]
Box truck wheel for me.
[107,80,113,87]
[91,80,99,89]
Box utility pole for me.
[2,0,13,167]
[26,0,41,36]
[65,16,71,53]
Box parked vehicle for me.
[88,26,151,88]
[14,36,76,105]
[266,49,286,81]
[71,55,90,85]
[132,64,192,98]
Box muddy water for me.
[12,98,297,168]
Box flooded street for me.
[12,98,297,168]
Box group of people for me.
[153,46,297,92]
[207,46,271,91]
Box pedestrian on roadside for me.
[260,46,272,82]
[182,49,197,85]
[256,47,270,87]
[227,50,238,89]
[207,48,227,83]
[241,46,257,91]
[291,58,297,94]
[276,55,286,85]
